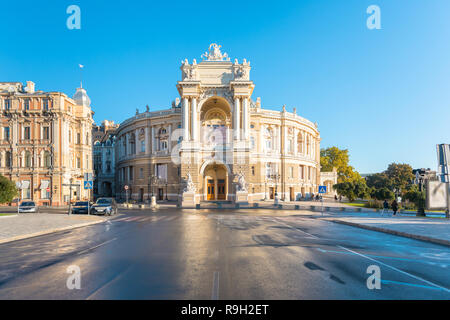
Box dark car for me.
[72,201,90,214]
[90,198,118,215]
[18,201,38,213]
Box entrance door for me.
[290,187,294,201]
[269,187,274,200]
[207,179,215,200]
[158,188,163,200]
[217,179,226,200]
[139,188,144,203]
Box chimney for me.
[26,81,35,94]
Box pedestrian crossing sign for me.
[84,180,93,190]
[318,186,327,194]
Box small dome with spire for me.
[73,87,91,107]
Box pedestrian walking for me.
[339,195,342,202]
[391,199,399,216]
[334,195,338,202]
[382,200,389,216]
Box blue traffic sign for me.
[84,180,93,190]
[318,185,327,194]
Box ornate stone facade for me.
[0,81,94,205]
[115,45,322,206]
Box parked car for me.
[18,201,38,213]
[90,198,118,215]
[72,201,90,214]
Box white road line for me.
[272,217,449,292]
[337,245,450,293]
[211,271,220,300]
[77,238,117,255]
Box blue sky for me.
[1,0,449,173]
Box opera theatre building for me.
[116,44,334,207]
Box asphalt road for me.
[0,208,449,299]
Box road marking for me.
[86,265,134,300]
[270,217,449,293]
[381,279,446,291]
[211,271,219,300]
[337,245,450,293]
[77,238,117,255]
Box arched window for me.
[5,152,11,167]
[25,151,32,168]
[44,151,51,168]
[264,127,273,151]
[129,133,136,154]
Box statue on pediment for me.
[201,43,230,61]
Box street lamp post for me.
[165,180,168,201]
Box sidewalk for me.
[0,213,106,244]
[322,211,450,247]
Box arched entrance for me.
[200,161,230,201]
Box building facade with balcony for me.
[0,81,94,206]
[115,45,327,206]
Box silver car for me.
[19,201,39,213]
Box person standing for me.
[391,199,399,216]
[382,200,389,216]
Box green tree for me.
[385,163,414,195]
[366,172,392,190]
[0,175,18,204]
[334,180,369,202]
[372,187,395,201]
[321,147,362,183]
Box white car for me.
[18,201,39,213]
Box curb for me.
[328,219,450,247]
[0,218,106,245]
[0,214,18,219]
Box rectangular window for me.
[299,165,304,180]
[5,99,10,110]
[139,168,144,179]
[4,127,10,140]
[22,180,31,199]
[156,164,167,181]
[43,99,49,111]
[77,133,81,145]
[24,99,30,110]
[252,166,255,176]
[77,157,81,169]
[129,166,134,181]
[141,140,145,153]
[24,127,30,140]
[40,180,50,199]
[43,127,49,140]
[289,166,294,178]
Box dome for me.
[73,87,91,107]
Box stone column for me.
[294,129,298,156]
[182,97,190,141]
[234,97,240,141]
[191,98,197,141]
[242,97,249,140]
[151,126,155,153]
[168,124,172,152]
[145,127,149,154]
